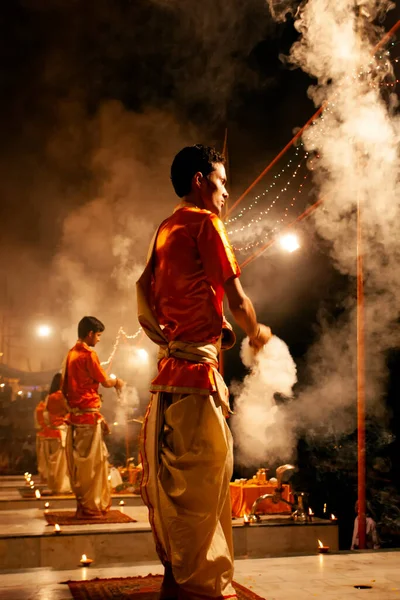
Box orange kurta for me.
[150,205,240,393]
[62,342,108,424]
[36,401,59,439]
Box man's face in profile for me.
[86,331,102,346]
[200,162,228,217]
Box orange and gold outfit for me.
[35,391,71,494]
[62,342,111,516]
[138,203,240,600]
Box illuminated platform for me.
[0,475,338,571]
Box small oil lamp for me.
[80,554,93,567]
[318,539,329,554]
[54,524,61,535]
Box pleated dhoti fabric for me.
[66,422,111,517]
[41,433,71,495]
[36,435,48,483]
[141,391,236,600]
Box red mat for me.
[67,574,266,600]
[45,510,136,525]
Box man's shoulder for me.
[70,343,97,361]
[169,207,225,236]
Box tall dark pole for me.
[357,189,366,549]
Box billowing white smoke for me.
[232,336,297,465]
[258,0,399,440]
[113,385,140,427]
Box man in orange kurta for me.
[62,316,124,517]
[36,373,71,494]
[137,145,271,600]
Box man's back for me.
[153,204,239,345]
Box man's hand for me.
[115,378,125,392]
[249,324,272,352]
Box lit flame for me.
[54,524,61,532]
[309,508,314,515]
[323,503,327,512]
[35,490,41,499]
[331,514,337,520]
[318,540,324,548]
[119,500,125,506]
[44,502,50,509]
[81,554,87,561]
[113,422,118,426]
[30,481,35,487]
[110,373,117,380]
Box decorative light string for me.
[225,144,307,227]
[232,169,311,253]
[101,326,142,367]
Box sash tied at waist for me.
[157,339,232,415]
[67,406,101,416]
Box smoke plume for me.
[232,336,297,465]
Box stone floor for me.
[0,552,400,600]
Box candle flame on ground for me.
[54,524,61,532]
[318,540,324,548]
[309,508,314,515]
[35,490,41,499]
[331,514,337,520]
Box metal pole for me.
[357,190,366,549]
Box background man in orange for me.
[37,372,71,495]
[137,145,271,600]
[62,316,124,517]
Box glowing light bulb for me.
[279,233,300,253]
[137,348,149,362]
[37,324,52,337]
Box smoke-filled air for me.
[232,336,297,465]
[232,0,399,466]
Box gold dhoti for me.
[141,391,235,600]
[41,428,71,495]
[36,435,48,483]
[66,422,111,516]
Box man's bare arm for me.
[101,378,124,391]
[224,277,271,350]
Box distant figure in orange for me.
[36,373,71,494]
[62,316,124,517]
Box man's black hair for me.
[49,372,62,395]
[170,144,225,198]
[78,316,105,339]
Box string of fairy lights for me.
[226,42,399,255]
[100,326,143,368]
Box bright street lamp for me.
[36,324,52,338]
[279,233,300,253]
